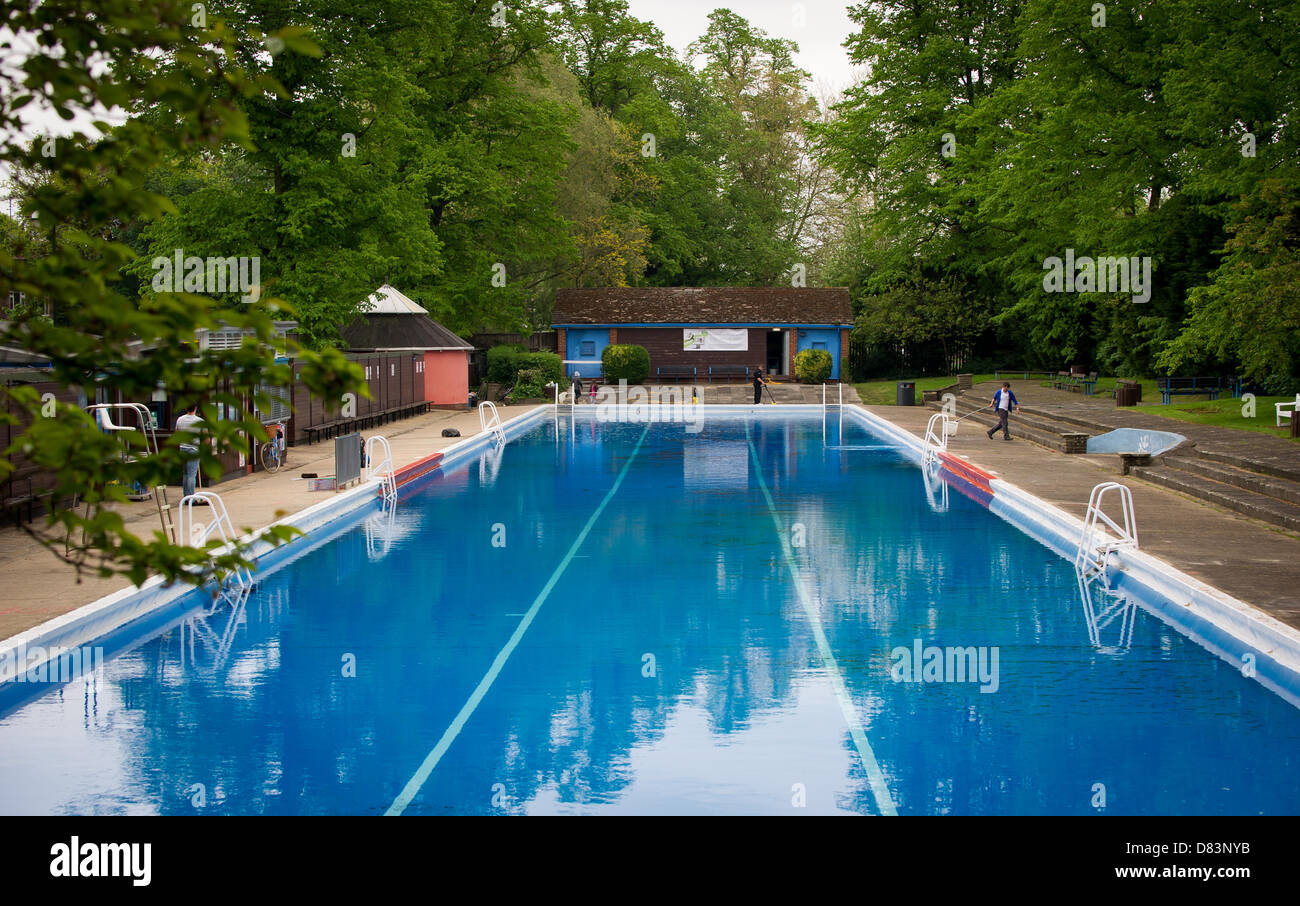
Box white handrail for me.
[478,400,506,445]
[1075,481,1138,587]
[366,434,396,504]
[923,412,951,465]
[178,491,252,592]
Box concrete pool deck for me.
[1,397,1297,643]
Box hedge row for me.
[487,346,564,386]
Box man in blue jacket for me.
[986,382,1020,441]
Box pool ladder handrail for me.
[479,400,506,446]
[923,412,955,466]
[1075,482,1138,587]
[178,490,252,592]
[553,382,575,411]
[366,434,396,505]
[821,383,843,410]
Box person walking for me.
[753,367,767,405]
[572,371,584,404]
[175,403,205,499]
[986,382,1020,441]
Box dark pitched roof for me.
[340,313,473,352]
[552,287,852,326]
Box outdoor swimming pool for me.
[2,409,1299,815]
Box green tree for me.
[0,0,362,585]
[1160,181,1300,391]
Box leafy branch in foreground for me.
[0,0,364,586]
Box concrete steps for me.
[1164,455,1300,506]
[1130,459,1300,532]
[925,398,1089,453]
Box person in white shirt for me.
[986,383,1020,441]
[174,404,204,499]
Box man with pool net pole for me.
[753,366,775,405]
[985,381,1020,441]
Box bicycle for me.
[259,421,288,473]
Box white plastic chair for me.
[1276,394,1299,428]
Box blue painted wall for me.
[565,328,609,378]
[795,329,841,379]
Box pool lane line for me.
[745,422,899,817]
[385,424,651,816]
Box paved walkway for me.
[0,405,543,641]
[864,401,1300,629]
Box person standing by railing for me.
[175,403,206,501]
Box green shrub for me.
[601,344,650,383]
[487,347,563,386]
[794,348,834,383]
[518,351,563,383]
[506,367,549,401]
[486,346,522,384]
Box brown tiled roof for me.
[340,313,473,351]
[552,287,852,326]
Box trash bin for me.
[468,391,478,408]
[1115,381,1139,407]
[896,381,916,407]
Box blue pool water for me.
[2,410,1299,815]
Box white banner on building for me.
[683,328,748,351]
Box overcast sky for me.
[624,0,864,99]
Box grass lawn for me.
[853,373,999,406]
[1135,395,1299,440]
[855,373,1297,441]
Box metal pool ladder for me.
[1075,482,1138,588]
[822,382,842,410]
[923,412,955,466]
[479,400,506,446]
[366,434,396,504]
[178,491,251,592]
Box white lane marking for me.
[386,425,650,815]
[746,422,899,816]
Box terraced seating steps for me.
[924,398,1089,453]
[1130,458,1300,532]
[925,391,1300,533]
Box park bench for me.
[656,366,696,383]
[1053,372,1081,392]
[1158,376,1222,405]
[995,369,1056,381]
[3,468,59,525]
[707,365,748,383]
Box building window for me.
[812,341,827,351]
[580,340,595,357]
